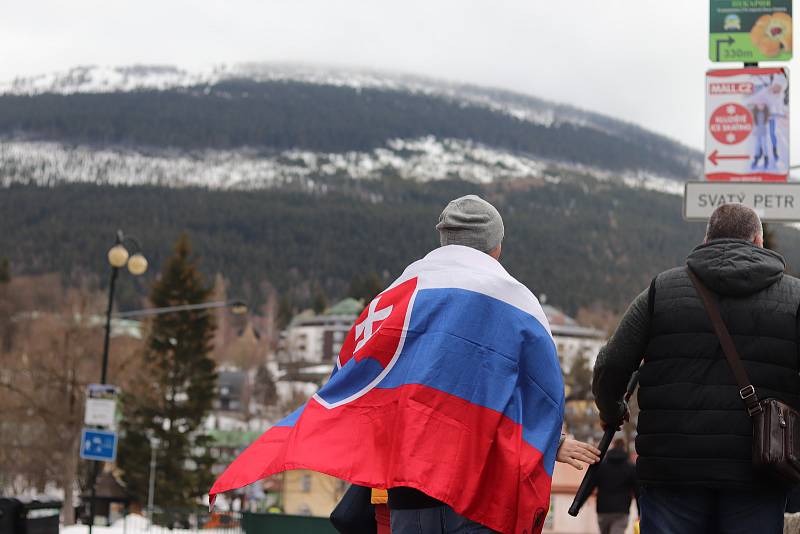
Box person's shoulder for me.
[781,273,800,288]
[656,266,687,280]
[650,266,688,292]
[775,274,800,303]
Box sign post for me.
[710,0,792,62]
[684,0,796,222]
[705,68,789,182]
[81,384,119,467]
[84,384,119,428]
[80,428,118,463]
[685,181,800,220]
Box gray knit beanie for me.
[436,195,504,253]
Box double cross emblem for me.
[353,296,393,354]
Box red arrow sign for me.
[708,149,750,166]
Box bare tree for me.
[0,274,144,524]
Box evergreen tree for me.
[254,364,278,407]
[0,258,9,283]
[118,233,217,512]
[276,296,294,330]
[348,272,384,304]
[311,286,328,314]
[565,351,593,401]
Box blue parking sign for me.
[80,428,118,462]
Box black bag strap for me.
[686,267,762,416]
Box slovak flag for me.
[210,245,564,534]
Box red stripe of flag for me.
[210,384,552,534]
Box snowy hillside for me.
[0,64,703,191]
[0,137,683,195]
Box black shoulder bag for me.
[687,267,800,485]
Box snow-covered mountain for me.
[0,64,702,192]
[0,63,573,127]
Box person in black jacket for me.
[588,439,637,534]
[592,203,800,534]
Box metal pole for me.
[101,267,119,385]
[89,263,119,534]
[147,437,157,530]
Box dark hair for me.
[705,203,762,242]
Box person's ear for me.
[489,244,502,260]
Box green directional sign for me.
[710,0,793,62]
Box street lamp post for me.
[102,230,148,384]
[86,235,246,531]
[89,230,148,534]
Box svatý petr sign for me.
[706,68,789,182]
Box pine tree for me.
[254,364,278,407]
[276,295,294,330]
[118,234,217,512]
[565,350,593,401]
[311,286,328,314]
[0,259,10,284]
[348,272,384,304]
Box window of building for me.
[301,474,312,493]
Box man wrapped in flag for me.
[210,195,566,534]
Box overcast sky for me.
[2,0,793,156]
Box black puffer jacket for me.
[589,447,637,514]
[637,239,800,488]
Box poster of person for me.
[705,67,789,182]
[710,0,792,62]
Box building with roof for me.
[275,299,606,383]
[79,472,131,526]
[276,299,362,382]
[542,304,606,370]
[214,369,246,413]
[281,470,347,517]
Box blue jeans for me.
[390,505,498,534]
[640,486,786,534]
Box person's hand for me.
[556,438,601,470]
[601,402,630,431]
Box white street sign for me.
[85,383,119,427]
[84,398,117,427]
[684,181,800,221]
[705,68,789,181]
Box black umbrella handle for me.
[567,371,638,517]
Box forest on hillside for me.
[0,173,749,317]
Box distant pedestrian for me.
[588,439,637,534]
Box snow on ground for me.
[0,136,683,195]
[0,137,548,189]
[62,514,239,534]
